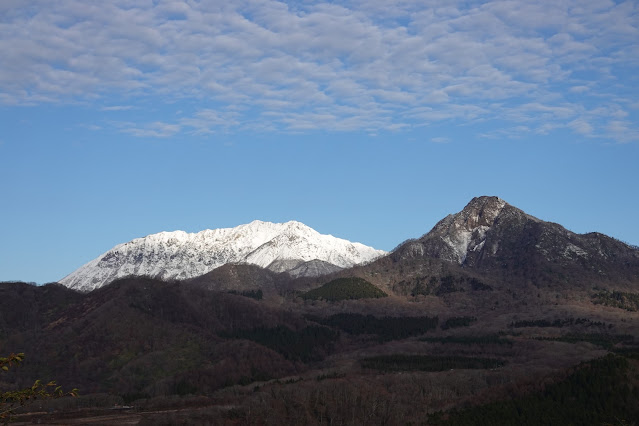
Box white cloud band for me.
[1,0,637,140]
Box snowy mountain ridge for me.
[59,220,386,292]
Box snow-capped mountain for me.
[59,220,386,292]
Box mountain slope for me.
[59,220,386,292]
[392,196,639,287]
[0,278,305,397]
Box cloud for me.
[179,109,240,134]
[430,137,450,144]
[478,125,533,140]
[0,0,637,141]
[83,124,102,131]
[101,105,134,111]
[120,121,181,138]
[568,119,594,136]
[570,86,590,94]
[607,120,639,143]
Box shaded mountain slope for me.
[0,281,83,335]
[0,279,322,398]
[184,263,285,293]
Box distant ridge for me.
[59,220,386,292]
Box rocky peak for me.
[460,196,507,229]
[392,196,639,287]
[412,196,509,264]
[431,196,507,235]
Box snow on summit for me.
[59,220,387,292]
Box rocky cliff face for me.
[392,196,639,286]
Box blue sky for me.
[1,0,638,284]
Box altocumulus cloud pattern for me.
[0,0,638,141]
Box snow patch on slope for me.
[442,226,490,263]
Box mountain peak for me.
[59,220,386,292]
[409,196,510,264]
[464,195,506,212]
[392,196,639,285]
[455,196,508,231]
